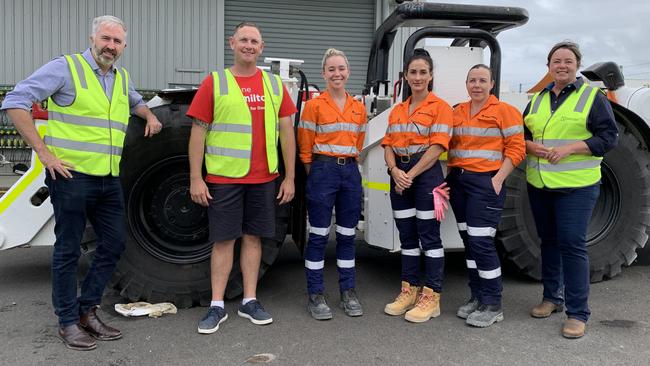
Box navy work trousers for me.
[527,183,599,323]
[447,168,505,306]
[304,159,362,294]
[45,171,126,327]
[390,157,445,292]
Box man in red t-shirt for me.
[187,22,297,333]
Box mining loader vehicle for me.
[1,2,648,307]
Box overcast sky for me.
[430,0,650,91]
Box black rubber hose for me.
[294,69,310,127]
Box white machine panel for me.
[426,45,485,106]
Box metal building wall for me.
[224,0,376,95]
[0,0,226,90]
[0,0,394,92]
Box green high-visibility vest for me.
[524,83,602,189]
[45,53,130,176]
[204,69,283,178]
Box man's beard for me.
[92,46,120,68]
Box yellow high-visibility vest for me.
[525,83,602,189]
[45,53,130,176]
[204,69,283,177]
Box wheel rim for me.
[126,155,211,264]
[587,162,621,246]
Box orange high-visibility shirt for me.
[448,94,526,172]
[381,92,453,155]
[297,91,367,164]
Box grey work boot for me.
[456,297,480,319]
[466,304,504,328]
[340,289,363,317]
[308,294,333,320]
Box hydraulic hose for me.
[294,69,310,127]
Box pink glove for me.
[433,182,450,221]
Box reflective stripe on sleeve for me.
[298,120,317,131]
[501,125,524,137]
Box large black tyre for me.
[109,103,288,307]
[497,124,650,282]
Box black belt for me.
[450,167,498,176]
[313,154,356,165]
[395,151,425,163]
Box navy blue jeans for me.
[45,171,126,327]
[527,183,600,322]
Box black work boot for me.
[340,288,363,317]
[466,303,504,327]
[308,294,332,320]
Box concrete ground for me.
[0,241,648,366]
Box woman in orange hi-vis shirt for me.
[297,48,367,321]
[447,64,525,328]
[382,49,453,323]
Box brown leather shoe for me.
[59,324,97,351]
[530,301,563,318]
[562,318,586,338]
[80,307,122,341]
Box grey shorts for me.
[207,181,277,243]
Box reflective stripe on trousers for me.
[390,158,445,292]
[304,159,362,294]
[447,168,505,305]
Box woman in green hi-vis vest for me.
[523,41,618,339]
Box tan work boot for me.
[530,301,563,318]
[404,286,440,323]
[562,318,586,339]
[384,281,420,316]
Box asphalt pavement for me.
[0,240,649,366]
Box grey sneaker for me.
[308,294,333,320]
[238,300,273,325]
[340,289,363,317]
[456,297,480,319]
[198,306,228,334]
[466,304,504,328]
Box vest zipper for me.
[538,95,556,188]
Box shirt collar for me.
[544,76,584,93]
[403,92,438,114]
[82,48,117,74]
[322,90,352,110]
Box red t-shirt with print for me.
[187,69,297,184]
